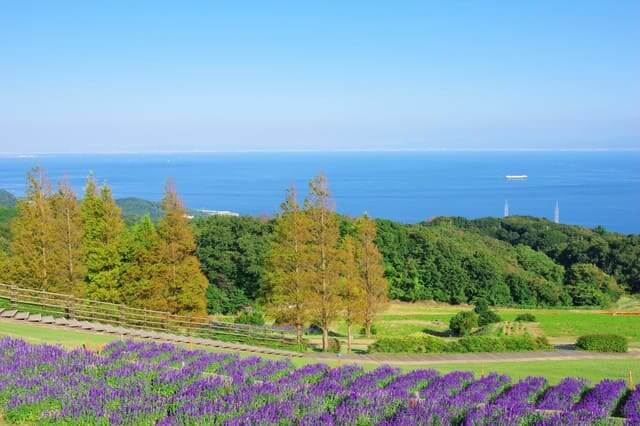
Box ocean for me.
[0,151,638,234]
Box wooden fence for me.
[0,283,300,350]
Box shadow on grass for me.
[422,328,455,338]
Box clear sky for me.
[1,1,638,153]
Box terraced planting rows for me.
[0,337,638,425]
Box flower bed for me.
[0,337,636,425]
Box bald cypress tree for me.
[9,168,56,289]
[157,179,208,316]
[50,178,84,295]
[339,235,366,353]
[264,186,313,344]
[354,215,389,337]
[305,173,342,351]
[120,215,165,310]
[81,176,125,302]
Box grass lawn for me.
[334,300,640,345]
[2,318,639,385]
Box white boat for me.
[505,175,528,180]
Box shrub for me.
[359,324,378,336]
[234,309,265,326]
[328,338,341,353]
[368,334,550,354]
[515,313,537,322]
[477,310,502,326]
[473,298,502,326]
[576,334,627,353]
[449,311,479,336]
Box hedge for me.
[575,334,628,353]
[514,313,537,322]
[368,334,551,354]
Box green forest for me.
[1,178,639,316]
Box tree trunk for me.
[347,323,352,353]
[296,323,303,345]
[365,321,372,338]
[322,325,329,351]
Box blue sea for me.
[0,151,638,234]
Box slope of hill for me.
[430,216,640,291]
[0,189,17,207]
[116,197,164,223]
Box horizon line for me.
[2,147,640,156]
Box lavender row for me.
[0,337,637,425]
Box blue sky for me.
[1,1,638,153]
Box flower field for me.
[0,337,638,425]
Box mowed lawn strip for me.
[2,319,639,385]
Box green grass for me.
[352,302,640,344]
[2,318,639,385]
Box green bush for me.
[473,298,502,326]
[368,334,550,354]
[328,337,342,353]
[515,313,537,322]
[359,324,378,336]
[449,311,479,336]
[234,309,265,326]
[368,335,448,354]
[576,334,628,353]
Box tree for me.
[305,173,343,351]
[81,176,125,302]
[119,215,165,310]
[156,179,208,316]
[567,263,623,307]
[193,215,271,314]
[449,311,478,336]
[264,186,313,344]
[50,178,84,295]
[354,215,389,337]
[338,235,365,352]
[9,168,56,290]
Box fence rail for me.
[0,283,300,350]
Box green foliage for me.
[81,179,125,303]
[360,324,378,336]
[567,263,623,307]
[515,313,537,322]
[473,298,502,326]
[327,337,341,353]
[368,334,551,354]
[194,215,272,311]
[575,334,628,353]
[234,309,266,326]
[368,335,448,353]
[449,311,479,336]
[206,284,250,315]
[0,206,17,253]
[449,215,639,294]
[116,197,164,224]
[0,189,17,207]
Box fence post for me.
[66,295,75,320]
[10,285,17,310]
[119,305,125,327]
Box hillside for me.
[115,197,164,222]
[429,216,640,292]
[0,189,16,207]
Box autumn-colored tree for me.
[304,173,343,351]
[354,215,389,337]
[81,176,125,302]
[9,168,56,290]
[119,215,166,310]
[339,235,366,352]
[264,186,313,344]
[50,178,85,295]
[156,179,208,316]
